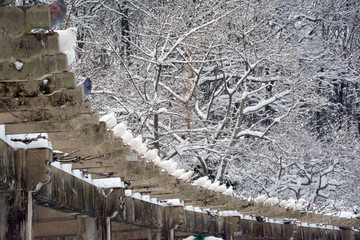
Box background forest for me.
[15,0,360,213]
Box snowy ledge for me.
[50,161,125,189]
[0,125,52,150]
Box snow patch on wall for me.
[14,61,24,70]
[0,125,52,150]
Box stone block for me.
[71,158,114,169]
[48,123,106,141]
[39,72,76,94]
[0,101,92,124]
[0,72,75,98]
[0,139,15,191]
[70,141,115,158]
[0,6,50,38]
[0,54,67,81]
[5,112,99,134]
[25,148,53,190]
[0,33,59,62]
[0,88,84,113]
[50,131,109,151]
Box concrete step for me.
[56,138,125,158]
[48,123,107,141]
[0,54,67,82]
[0,71,76,98]
[0,6,49,38]
[5,112,99,134]
[0,101,91,124]
[0,88,84,111]
[0,32,58,62]
[51,131,111,152]
[70,147,130,170]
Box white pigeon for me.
[216,184,227,193]
[142,149,159,162]
[279,199,288,208]
[264,197,279,206]
[99,112,117,129]
[136,143,148,156]
[202,180,212,189]
[254,194,268,203]
[158,158,174,171]
[171,168,185,178]
[285,199,296,210]
[223,186,234,196]
[297,198,308,209]
[127,135,143,151]
[113,122,127,139]
[152,156,161,166]
[192,176,209,187]
[121,130,133,144]
[166,162,178,175]
[177,170,194,181]
[55,27,77,53]
[63,48,75,65]
[208,181,220,192]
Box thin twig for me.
[0,101,22,120]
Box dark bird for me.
[76,78,92,97]
[48,0,67,29]
[255,216,265,222]
[123,181,132,188]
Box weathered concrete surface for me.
[0,33,59,62]
[5,112,99,134]
[0,139,15,191]
[0,148,52,240]
[0,6,50,38]
[0,54,67,81]
[233,218,357,240]
[35,166,123,218]
[0,0,15,6]
[0,71,75,98]
[34,204,102,240]
[0,88,84,111]
[0,193,10,240]
[0,102,91,124]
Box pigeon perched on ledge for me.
[177,169,194,182]
[76,78,92,97]
[55,27,77,53]
[192,176,209,187]
[223,186,233,196]
[99,112,117,129]
[121,130,133,144]
[142,149,158,162]
[113,122,127,139]
[62,48,75,65]
[48,0,67,29]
